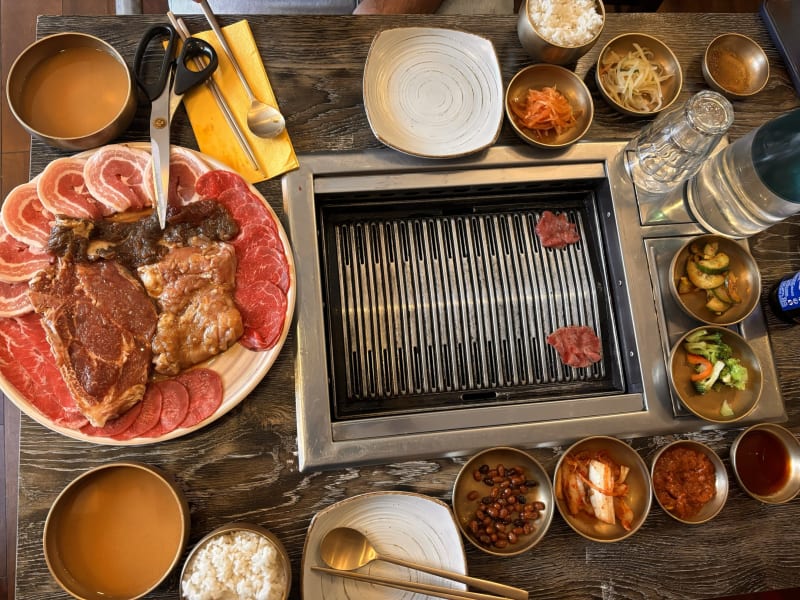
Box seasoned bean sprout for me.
[599,43,672,112]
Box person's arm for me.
[353,0,443,14]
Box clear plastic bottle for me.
[768,271,800,324]
[625,90,734,195]
[686,108,800,238]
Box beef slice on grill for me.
[137,240,242,376]
[28,257,158,427]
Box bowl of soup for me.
[44,462,190,599]
[6,32,136,150]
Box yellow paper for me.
[182,20,298,183]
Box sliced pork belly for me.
[28,257,158,428]
[146,146,211,206]
[0,281,33,317]
[83,144,153,212]
[0,224,53,283]
[0,181,53,249]
[37,156,112,219]
[138,240,243,375]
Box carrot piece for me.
[687,353,713,381]
[510,86,578,138]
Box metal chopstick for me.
[310,566,515,600]
[166,11,261,171]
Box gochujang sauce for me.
[735,429,790,496]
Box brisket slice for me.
[28,257,158,427]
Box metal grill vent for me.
[329,207,609,405]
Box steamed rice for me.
[528,0,603,47]
[181,530,286,600]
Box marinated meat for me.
[196,170,291,350]
[547,325,602,368]
[0,223,53,283]
[138,240,242,375]
[1,181,54,249]
[27,257,158,427]
[535,210,580,249]
[36,156,111,219]
[83,144,153,212]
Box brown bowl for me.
[180,522,291,600]
[506,64,594,149]
[596,33,682,116]
[6,32,136,150]
[731,423,800,504]
[669,234,761,326]
[44,462,189,600]
[553,436,651,542]
[703,33,769,100]
[668,326,762,424]
[452,446,554,556]
[650,440,728,524]
[516,0,605,65]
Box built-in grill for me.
[283,142,785,471]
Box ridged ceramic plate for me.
[363,27,504,158]
[302,491,468,599]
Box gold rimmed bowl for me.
[703,33,769,100]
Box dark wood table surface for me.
[15,11,800,600]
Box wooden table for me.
[15,12,800,600]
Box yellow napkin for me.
[183,20,298,183]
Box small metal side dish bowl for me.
[596,32,682,116]
[669,234,761,327]
[44,462,189,600]
[703,33,769,100]
[516,0,605,66]
[669,326,763,424]
[731,423,800,504]
[452,446,554,556]
[180,522,291,600]
[6,32,136,151]
[650,440,728,524]
[553,436,652,543]
[506,64,594,150]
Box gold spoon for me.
[196,0,286,138]
[319,527,529,600]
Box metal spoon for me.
[319,527,529,600]
[196,0,286,138]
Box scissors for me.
[134,24,218,229]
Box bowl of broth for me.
[44,462,190,599]
[6,32,136,150]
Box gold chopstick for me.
[311,566,515,600]
[166,11,261,171]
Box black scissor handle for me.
[133,24,178,101]
[173,37,218,97]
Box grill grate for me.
[328,203,613,410]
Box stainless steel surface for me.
[197,0,286,138]
[283,142,786,471]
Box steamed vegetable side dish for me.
[677,240,742,316]
[599,43,672,112]
[683,329,748,417]
[510,86,579,139]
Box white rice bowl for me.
[181,529,287,600]
[528,0,603,47]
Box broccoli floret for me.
[685,329,723,345]
[684,340,733,364]
[720,358,748,391]
[693,360,726,394]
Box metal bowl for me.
[180,522,291,600]
[703,33,769,100]
[596,33,682,116]
[731,423,800,504]
[516,0,605,66]
[452,446,554,556]
[650,440,728,524]
[505,64,594,149]
[44,462,189,600]
[668,326,763,424]
[669,234,761,326]
[6,32,136,151]
[553,436,651,542]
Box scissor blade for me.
[150,131,170,230]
